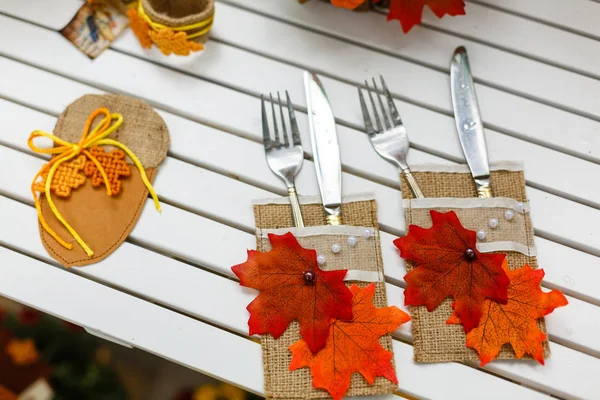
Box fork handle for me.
[288,186,305,227]
[402,169,425,198]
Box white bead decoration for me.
[477,230,487,240]
[347,236,358,247]
[515,202,525,213]
[317,254,326,265]
[488,218,499,229]
[331,243,341,254]
[362,229,373,239]
[504,209,515,221]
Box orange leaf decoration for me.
[5,339,40,366]
[377,0,466,33]
[84,146,131,195]
[232,232,353,353]
[394,210,509,333]
[331,0,366,9]
[34,155,87,197]
[127,8,152,49]
[149,28,204,56]
[289,284,410,400]
[448,264,568,366]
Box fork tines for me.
[358,76,404,134]
[261,91,302,149]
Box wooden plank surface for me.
[1,15,600,260]
[214,0,600,160]
[423,2,600,78]
[0,95,598,399]
[0,0,598,398]
[471,0,600,39]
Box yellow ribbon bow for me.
[29,107,160,257]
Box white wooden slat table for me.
[0,1,598,399]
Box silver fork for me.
[358,76,425,198]
[261,91,305,227]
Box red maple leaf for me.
[448,264,568,366]
[375,0,466,33]
[231,232,353,353]
[394,210,509,333]
[289,284,410,400]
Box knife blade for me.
[304,71,343,225]
[450,46,493,198]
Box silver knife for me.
[304,71,343,225]
[450,46,492,198]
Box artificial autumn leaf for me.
[289,284,409,400]
[394,210,509,333]
[377,0,466,33]
[331,0,366,9]
[5,339,40,366]
[232,232,353,353]
[448,264,568,366]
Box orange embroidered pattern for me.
[5,339,40,366]
[127,8,152,49]
[84,146,131,195]
[34,155,87,197]
[148,28,204,56]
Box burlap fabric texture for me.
[254,196,398,399]
[38,94,169,267]
[400,167,549,363]
[142,0,214,43]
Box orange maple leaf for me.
[289,284,410,400]
[231,232,353,353]
[330,0,366,9]
[34,155,87,197]
[5,338,40,366]
[84,146,131,195]
[448,264,568,366]
[394,210,509,333]
[375,0,466,33]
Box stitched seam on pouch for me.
[41,176,152,265]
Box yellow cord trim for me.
[137,1,214,39]
[29,108,160,257]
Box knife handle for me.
[288,187,305,228]
[402,169,425,199]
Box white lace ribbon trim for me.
[344,270,382,282]
[257,225,374,237]
[477,241,537,257]
[253,192,375,206]
[409,161,524,173]
[403,197,530,213]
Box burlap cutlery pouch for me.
[253,194,398,399]
[400,162,549,362]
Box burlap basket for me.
[141,0,214,43]
[400,163,549,363]
[253,194,398,399]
